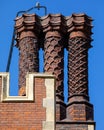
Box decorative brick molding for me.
[66,13,93,39]
[41,14,67,34]
[41,14,67,101]
[44,32,64,101]
[68,37,90,96]
[15,14,41,38]
[15,13,93,100]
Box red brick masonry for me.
[0,77,46,130]
[0,13,95,130]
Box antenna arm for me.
[16,5,47,17]
[35,6,47,15]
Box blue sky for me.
[0,0,104,130]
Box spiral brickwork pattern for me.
[44,36,64,100]
[68,37,91,96]
[19,37,39,89]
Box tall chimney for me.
[41,14,67,120]
[67,13,94,121]
[15,14,41,95]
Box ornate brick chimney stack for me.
[41,14,67,120]
[13,13,95,130]
[66,13,94,121]
[15,14,41,95]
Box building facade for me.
[0,13,95,130]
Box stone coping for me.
[0,72,55,102]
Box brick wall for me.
[0,76,46,130]
[67,103,93,121]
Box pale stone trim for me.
[0,72,55,103]
[0,72,34,101]
[88,125,94,130]
[42,78,56,130]
[0,72,56,129]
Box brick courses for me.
[0,77,46,130]
[18,36,39,95]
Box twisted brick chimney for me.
[15,13,95,130]
[41,14,66,102]
[66,14,94,122]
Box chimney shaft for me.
[15,14,41,95]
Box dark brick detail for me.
[44,33,64,101]
[18,37,39,91]
[68,37,91,97]
[56,102,66,121]
[86,104,94,121]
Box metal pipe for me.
[6,28,15,72]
